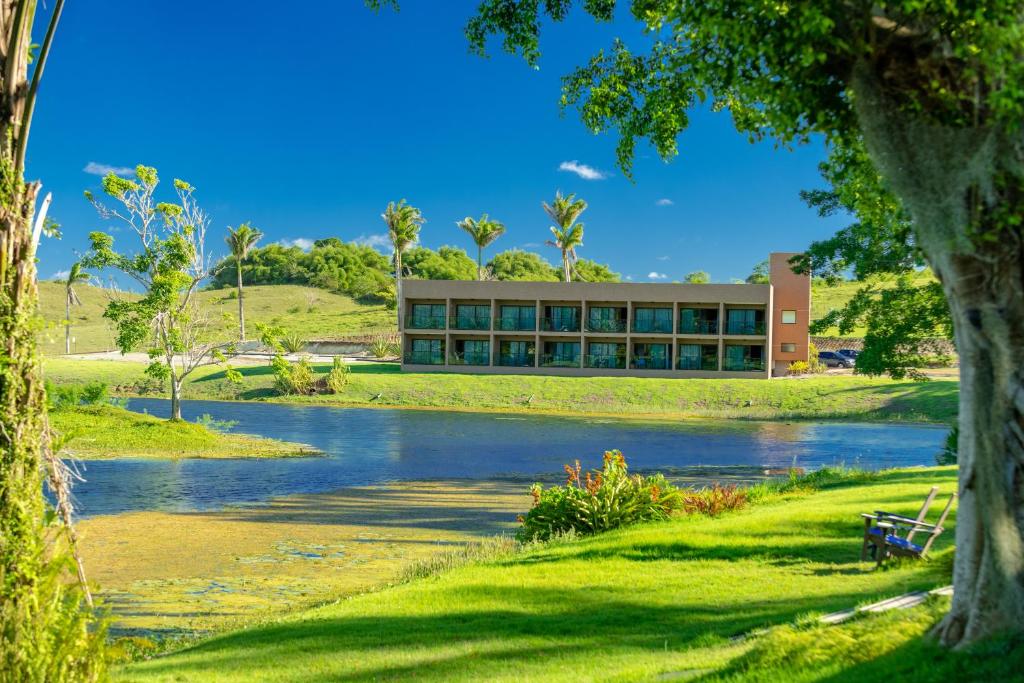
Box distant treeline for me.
[209,238,619,301]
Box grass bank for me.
[52,405,317,459]
[119,467,1019,682]
[44,358,959,424]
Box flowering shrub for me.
[517,450,684,541]
[681,484,748,517]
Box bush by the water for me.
[936,425,958,465]
[46,381,109,410]
[518,451,684,541]
[681,484,748,516]
[326,356,351,392]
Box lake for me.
[69,398,947,517]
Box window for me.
[781,342,796,353]
[781,310,797,324]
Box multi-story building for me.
[399,252,809,378]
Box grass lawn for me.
[119,467,1019,682]
[38,282,394,355]
[52,405,318,459]
[44,358,959,424]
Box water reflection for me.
[68,399,946,517]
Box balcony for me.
[679,319,718,335]
[585,318,627,333]
[497,353,536,367]
[725,321,766,336]
[448,351,490,366]
[630,355,672,370]
[585,354,627,369]
[404,314,445,330]
[540,353,581,368]
[678,358,719,371]
[723,358,766,372]
[403,351,444,365]
[632,319,673,334]
[541,317,581,333]
[494,314,536,332]
[449,313,492,331]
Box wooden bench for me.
[860,486,956,567]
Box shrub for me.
[787,360,810,375]
[368,335,399,359]
[272,355,316,395]
[518,450,684,541]
[936,425,958,465]
[682,484,748,516]
[326,356,351,393]
[807,342,827,373]
[46,381,109,410]
[279,332,307,353]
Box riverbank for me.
[116,466,1012,682]
[44,358,959,424]
[53,405,318,459]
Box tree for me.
[488,249,560,281]
[224,222,263,342]
[745,260,769,285]
[61,262,92,354]
[382,199,425,323]
[456,214,506,279]
[684,271,710,284]
[795,141,952,378]
[0,1,107,678]
[466,0,1024,646]
[567,258,620,283]
[83,166,226,421]
[543,191,587,281]
[403,246,477,280]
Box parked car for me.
[818,351,855,368]
[836,349,860,360]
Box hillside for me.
[37,281,394,355]
[811,270,939,338]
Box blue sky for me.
[30,1,845,284]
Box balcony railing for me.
[585,318,627,333]
[494,315,536,331]
[404,314,445,330]
[403,351,445,365]
[585,354,627,369]
[448,351,490,366]
[630,355,672,370]
[449,314,492,331]
[725,321,766,335]
[678,358,719,371]
[679,319,718,335]
[497,353,536,367]
[723,358,766,372]
[540,353,581,368]
[632,319,673,334]
[541,317,581,332]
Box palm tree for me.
[382,200,425,322]
[225,222,263,341]
[543,191,587,282]
[456,214,506,280]
[61,262,92,354]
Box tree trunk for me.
[477,245,483,281]
[562,252,571,282]
[64,293,70,354]
[236,262,245,342]
[853,64,1024,647]
[395,250,403,327]
[170,376,183,421]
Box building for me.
[399,252,809,378]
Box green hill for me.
[811,271,939,338]
[37,281,394,355]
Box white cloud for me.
[522,242,541,248]
[280,238,315,251]
[648,271,668,280]
[655,198,674,206]
[353,233,391,251]
[656,255,670,261]
[83,162,134,177]
[558,160,607,181]
[52,270,69,280]
[624,275,633,281]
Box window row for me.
[403,339,766,372]
[405,303,770,335]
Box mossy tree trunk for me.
[854,65,1024,647]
